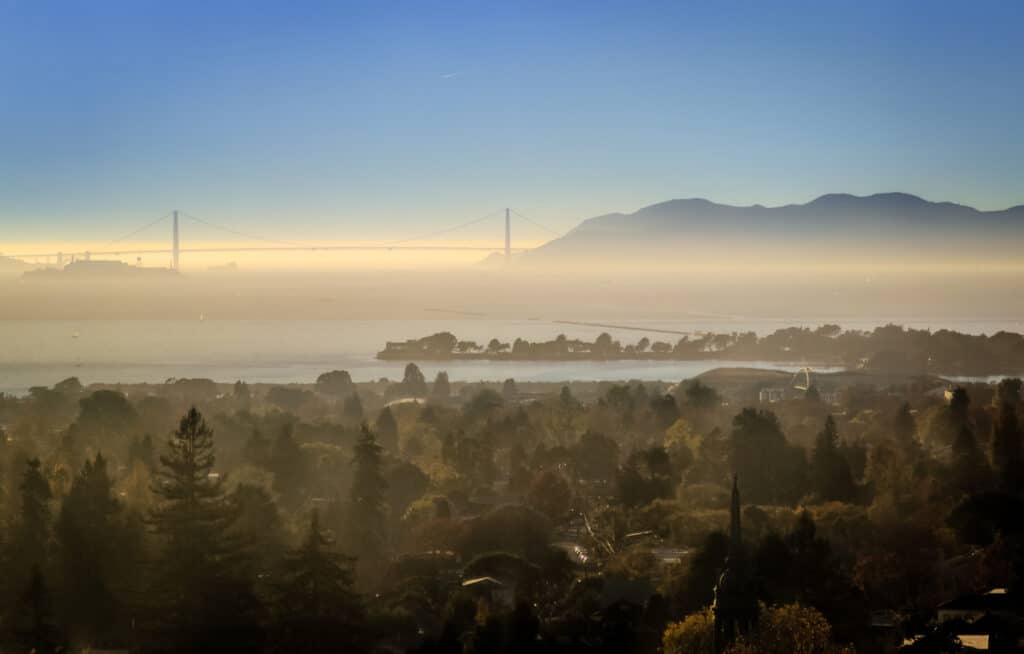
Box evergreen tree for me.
[271,511,365,652]
[13,458,52,573]
[348,424,388,562]
[811,415,856,502]
[270,424,307,507]
[996,378,1022,407]
[230,483,288,575]
[401,363,428,397]
[432,371,451,399]
[147,407,262,651]
[129,433,155,468]
[946,387,971,444]
[375,406,399,453]
[55,453,126,646]
[952,425,990,498]
[992,399,1022,493]
[233,380,251,403]
[14,564,59,653]
[729,409,808,505]
[893,402,917,450]
[557,385,581,443]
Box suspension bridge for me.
[6,207,560,269]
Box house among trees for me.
[462,576,516,612]
[758,387,786,403]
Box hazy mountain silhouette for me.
[521,193,1024,266]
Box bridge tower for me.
[172,210,180,270]
[505,207,511,263]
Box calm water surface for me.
[1,318,1020,394]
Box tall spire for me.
[729,474,742,553]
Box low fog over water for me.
[1,266,1023,392]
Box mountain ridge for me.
[519,192,1024,264]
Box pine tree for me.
[811,415,855,502]
[401,363,428,397]
[271,511,365,652]
[55,453,125,645]
[14,564,59,653]
[992,400,1022,493]
[348,424,388,561]
[952,425,990,498]
[146,407,262,651]
[14,458,52,572]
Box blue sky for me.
[1,0,1022,244]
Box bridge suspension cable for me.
[384,208,505,246]
[180,211,312,248]
[4,205,553,263]
[510,208,563,237]
[100,211,173,249]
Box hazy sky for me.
[2,0,1022,245]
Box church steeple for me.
[729,474,742,554]
[714,474,757,653]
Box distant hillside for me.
[520,193,1024,266]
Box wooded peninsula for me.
[378,324,1024,376]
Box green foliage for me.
[271,511,365,652]
[14,565,60,653]
[266,386,314,411]
[76,390,137,436]
[270,423,307,506]
[13,458,53,573]
[398,363,428,397]
[811,416,856,503]
[146,407,262,650]
[343,392,364,421]
[684,380,722,411]
[375,406,399,452]
[726,603,850,654]
[55,453,138,645]
[348,424,388,560]
[571,430,620,483]
[730,409,808,505]
[463,388,504,422]
[432,371,451,398]
[663,607,714,654]
[315,369,354,397]
[617,446,678,508]
[526,470,572,522]
[991,397,1022,491]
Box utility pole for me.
[172,210,180,271]
[505,207,511,264]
